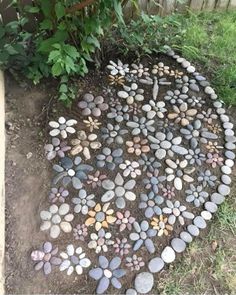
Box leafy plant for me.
[0,0,135,105]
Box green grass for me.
[178,11,236,105]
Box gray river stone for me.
[134,272,154,294]
[148,257,165,273]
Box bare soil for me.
[4,55,236,294]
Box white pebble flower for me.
[40,204,74,239]
[119,160,141,178]
[142,100,167,119]
[72,189,96,215]
[88,228,114,253]
[107,59,129,76]
[49,117,77,139]
[59,244,91,275]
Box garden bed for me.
[4,52,236,294]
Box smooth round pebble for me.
[211,193,225,205]
[126,289,137,295]
[193,216,207,229]
[148,257,165,273]
[221,175,231,185]
[205,201,218,213]
[218,184,230,196]
[134,272,154,294]
[161,246,176,263]
[201,210,212,220]
[180,231,193,243]
[221,165,232,175]
[187,224,199,236]
[171,238,186,253]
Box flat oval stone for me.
[187,224,199,236]
[221,175,231,185]
[211,192,225,205]
[134,272,154,294]
[161,246,175,263]
[118,91,129,99]
[225,159,234,167]
[180,231,193,243]
[171,238,186,253]
[126,289,137,295]
[201,210,212,220]
[148,257,165,273]
[218,184,230,196]
[225,151,235,159]
[193,216,206,229]
[205,201,218,213]
[221,165,232,175]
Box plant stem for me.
[67,0,97,13]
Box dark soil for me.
[5,54,236,294]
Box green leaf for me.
[59,83,68,93]
[24,5,40,13]
[48,50,61,62]
[63,45,80,59]
[51,62,63,76]
[87,36,100,49]
[0,27,5,39]
[114,0,124,25]
[59,92,68,101]
[40,19,53,30]
[65,56,75,74]
[55,2,65,20]
[4,44,19,55]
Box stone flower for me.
[206,152,224,168]
[152,62,170,76]
[205,141,223,153]
[40,204,74,239]
[101,123,128,145]
[126,136,150,156]
[53,156,93,189]
[108,75,125,86]
[60,244,91,275]
[83,116,101,132]
[48,187,69,204]
[78,93,108,117]
[44,138,71,160]
[126,255,145,271]
[185,184,209,207]
[151,215,173,236]
[197,170,217,187]
[107,104,130,123]
[168,102,198,126]
[175,75,199,93]
[31,241,62,275]
[101,173,136,209]
[72,189,95,215]
[126,116,155,136]
[164,90,188,105]
[165,159,195,190]
[142,100,167,119]
[70,130,101,158]
[139,192,164,218]
[107,59,129,76]
[129,220,157,253]
[102,86,116,97]
[119,160,141,179]
[125,73,139,83]
[88,228,114,253]
[115,211,135,232]
[170,69,184,79]
[49,117,77,139]
[96,147,123,171]
[89,256,126,294]
[162,200,194,225]
[73,224,88,241]
[87,171,107,189]
[118,83,145,104]
[208,123,222,134]
[127,102,142,115]
[143,169,166,193]
[187,95,205,108]
[130,63,149,78]
[113,238,131,256]
[138,154,161,172]
[161,184,175,199]
[185,148,206,166]
[85,203,116,231]
[148,131,184,159]
[157,118,177,134]
[180,119,202,149]
[197,108,218,124]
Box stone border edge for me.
[0,70,5,294]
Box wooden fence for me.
[0,0,236,25]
